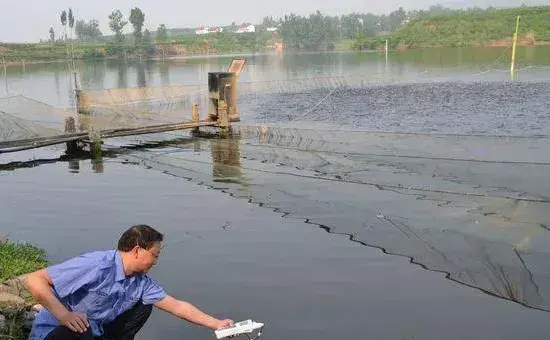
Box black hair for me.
[117,224,164,251]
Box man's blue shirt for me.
[29,250,167,340]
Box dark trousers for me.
[44,303,152,340]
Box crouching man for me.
[25,224,233,340]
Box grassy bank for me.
[358,5,550,50]
[0,240,48,340]
[0,31,280,63]
[0,240,48,284]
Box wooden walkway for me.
[0,120,218,154]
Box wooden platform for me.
[0,120,218,154]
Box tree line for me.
[46,7,170,57]
[277,5,550,50]
[30,4,550,60]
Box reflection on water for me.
[137,62,147,88]
[159,62,170,86]
[211,134,244,185]
[68,159,79,173]
[81,61,106,90]
[91,151,104,173]
[117,62,128,89]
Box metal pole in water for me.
[385,39,388,66]
[2,57,8,95]
[510,15,520,80]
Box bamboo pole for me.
[191,104,200,135]
[510,15,520,80]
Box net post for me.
[89,128,103,173]
[64,116,80,156]
[191,103,200,136]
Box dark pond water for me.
[1,48,550,339]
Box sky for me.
[0,0,546,42]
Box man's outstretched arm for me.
[154,295,233,330]
[25,269,89,333]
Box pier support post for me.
[89,128,103,173]
[218,100,229,130]
[208,72,238,125]
[64,117,80,156]
[191,104,200,136]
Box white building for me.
[235,24,255,33]
[266,27,278,32]
[195,26,223,35]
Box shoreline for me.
[3,42,550,67]
[0,237,48,339]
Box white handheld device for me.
[215,319,265,339]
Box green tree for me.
[280,11,338,50]
[68,8,75,58]
[129,7,145,46]
[156,24,168,42]
[109,9,127,44]
[75,19,103,41]
[60,10,67,41]
[388,7,407,31]
[68,9,74,28]
[68,8,75,37]
[142,29,155,55]
[262,16,277,27]
[49,27,55,42]
[143,29,152,43]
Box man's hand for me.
[59,311,89,333]
[155,296,233,330]
[216,319,234,329]
[25,269,89,333]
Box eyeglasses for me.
[140,247,160,259]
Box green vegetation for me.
[279,5,550,51]
[0,43,104,61]
[1,5,550,63]
[75,19,103,42]
[357,6,550,50]
[277,9,407,51]
[156,24,168,43]
[0,240,48,284]
[0,240,47,340]
[165,31,275,54]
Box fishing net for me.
[0,95,70,143]
[120,124,550,312]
